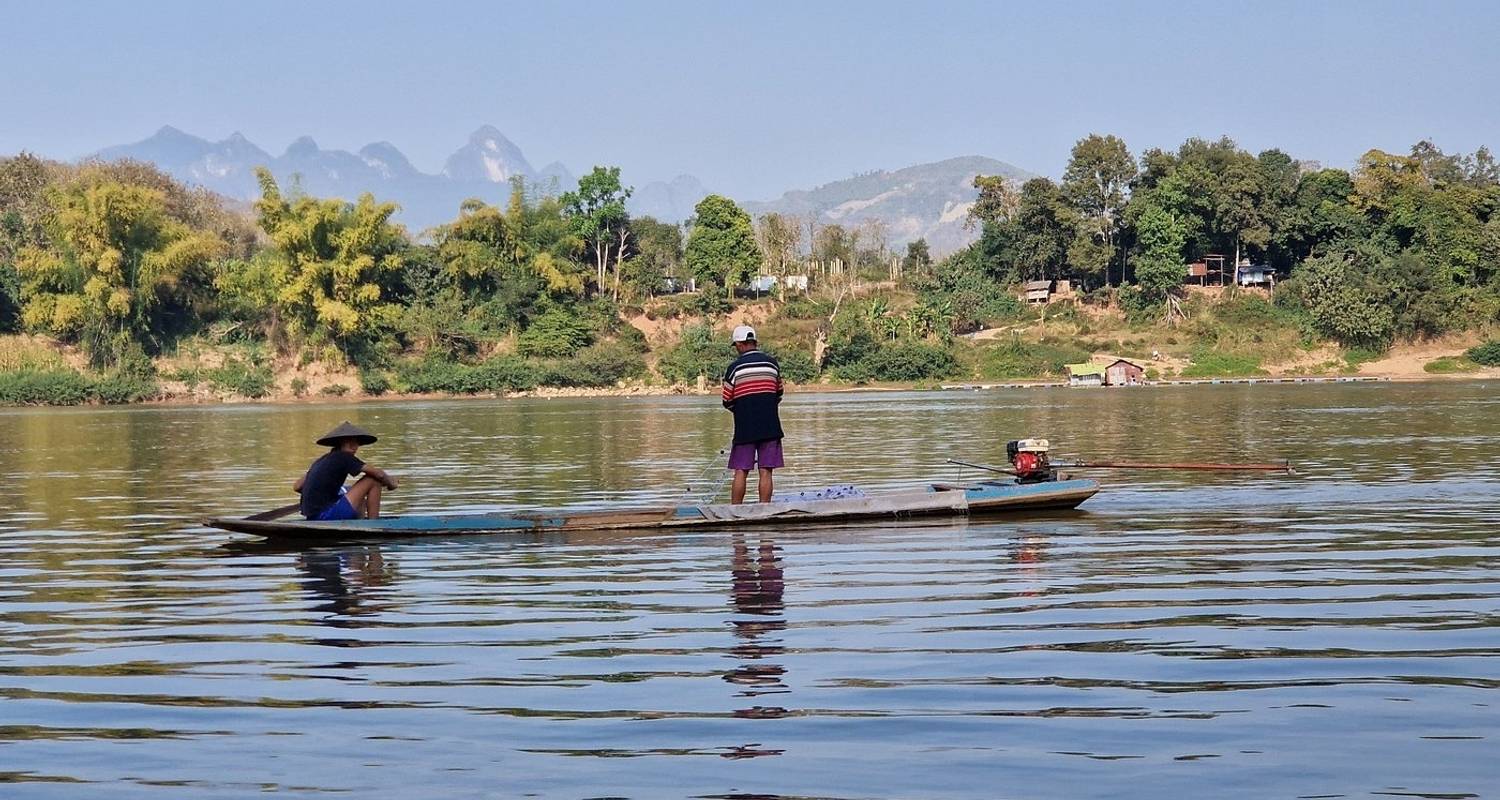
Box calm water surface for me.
[1,383,1497,799]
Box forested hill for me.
[744,156,1034,255]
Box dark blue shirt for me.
[300,450,365,519]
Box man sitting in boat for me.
[294,422,399,520]
[722,326,784,504]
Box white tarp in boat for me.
[697,489,968,522]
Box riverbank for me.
[3,330,1497,407]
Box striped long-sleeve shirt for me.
[722,350,784,444]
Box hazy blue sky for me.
[4,0,1497,199]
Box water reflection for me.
[1,384,1497,799]
[296,546,395,621]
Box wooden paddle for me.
[246,502,302,521]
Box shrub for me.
[538,342,647,388]
[359,369,391,396]
[657,324,734,384]
[0,368,93,405]
[290,377,309,397]
[320,383,351,396]
[865,342,959,381]
[1180,348,1265,377]
[977,337,1091,380]
[206,359,274,398]
[91,371,159,404]
[516,305,593,358]
[776,297,827,320]
[1465,340,1500,366]
[396,356,538,395]
[764,347,818,383]
[1424,356,1480,374]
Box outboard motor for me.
[1006,438,1056,484]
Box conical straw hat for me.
[315,421,378,447]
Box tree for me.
[1061,134,1136,286]
[1011,178,1075,280]
[1292,252,1394,348]
[755,212,802,301]
[16,171,225,364]
[250,167,407,359]
[623,216,683,299]
[1131,202,1189,305]
[902,238,932,276]
[685,195,760,300]
[561,166,632,300]
[966,175,1017,230]
[1216,158,1271,284]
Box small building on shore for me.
[1105,359,1145,386]
[1066,363,1105,387]
[1022,279,1055,305]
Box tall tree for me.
[755,212,802,301]
[685,195,760,300]
[250,167,407,356]
[966,175,1018,230]
[1061,134,1136,286]
[624,216,683,299]
[1011,178,1076,280]
[561,166,632,300]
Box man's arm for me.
[721,363,737,410]
[292,474,305,493]
[362,465,398,490]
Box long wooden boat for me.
[206,478,1100,539]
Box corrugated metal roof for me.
[1067,363,1105,376]
[1023,280,1053,291]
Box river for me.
[1,382,1497,799]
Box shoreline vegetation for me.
[3,134,1499,408]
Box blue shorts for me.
[316,496,358,521]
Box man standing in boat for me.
[722,326,784,504]
[294,421,399,520]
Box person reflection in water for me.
[297,546,393,622]
[726,533,788,715]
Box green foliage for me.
[290,377,309,397]
[517,304,594,357]
[537,341,647,387]
[656,323,734,384]
[320,383,350,396]
[685,195,760,298]
[91,370,159,404]
[1180,348,1265,377]
[205,358,275,398]
[1465,340,1500,366]
[763,347,818,383]
[359,368,391,396]
[1423,356,1479,374]
[396,355,539,395]
[250,168,407,360]
[826,331,957,382]
[1288,253,1395,349]
[0,368,92,405]
[977,337,1091,379]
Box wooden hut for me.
[1105,359,1145,386]
[1066,363,1105,387]
[1022,279,1054,305]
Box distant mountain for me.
[89,125,709,233]
[87,128,1033,250]
[743,156,1035,255]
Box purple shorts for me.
[728,439,784,471]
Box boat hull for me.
[206,478,1099,539]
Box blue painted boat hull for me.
[206,478,1100,539]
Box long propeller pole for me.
[947,458,1295,475]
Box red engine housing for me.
[1011,451,1047,477]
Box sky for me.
[3,0,1498,200]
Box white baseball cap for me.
[731,325,757,343]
